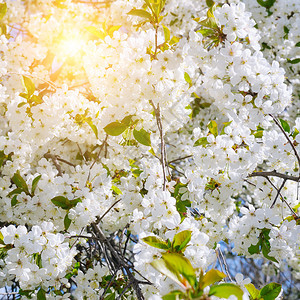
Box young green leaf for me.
[248,242,260,255]
[163,25,171,42]
[7,187,23,198]
[162,253,197,288]
[86,119,99,139]
[104,121,128,136]
[11,195,18,207]
[85,26,105,39]
[51,196,71,210]
[287,58,300,64]
[64,214,72,231]
[194,137,209,147]
[257,0,276,9]
[133,128,151,146]
[202,269,226,288]
[12,172,30,195]
[245,283,260,299]
[0,3,7,21]
[209,283,244,300]
[121,115,133,126]
[37,288,46,300]
[162,290,185,300]
[184,72,192,87]
[172,230,192,252]
[127,9,152,20]
[111,185,122,195]
[279,119,290,133]
[31,175,42,195]
[151,258,186,289]
[208,120,218,137]
[259,282,281,300]
[22,76,35,98]
[143,236,170,250]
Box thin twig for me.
[248,171,299,182]
[97,199,122,224]
[150,100,168,191]
[168,155,193,164]
[270,114,300,173]
[265,177,298,217]
[271,179,286,208]
[218,248,233,282]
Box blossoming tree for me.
[0,0,299,299]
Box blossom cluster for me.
[0,0,299,299]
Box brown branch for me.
[168,155,193,164]
[270,114,300,173]
[44,153,63,176]
[271,179,286,208]
[264,177,298,218]
[150,100,168,191]
[96,199,122,224]
[90,223,148,299]
[248,171,299,182]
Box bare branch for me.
[270,114,300,173]
[248,171,299,182]
[150,100,168,191]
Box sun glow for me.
[56,31,86,61]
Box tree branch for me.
[150,100,168,191]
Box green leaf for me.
[104,121,128,136]
[151,258,186,289]
[292,128,299,139]
[143,236,170,250]
[208,120,218,137]
[220,121,232,135]
[37,288,46,300]
[162,290,185,300]
[111,185,122,195]
[31,175,42,195]
[104,293,116,300]
[163,25,170,42]
[202,269,226,288]
[206,0,215,7]
[22,76,35,98]
[261,240,278,263]
[12,172,29,195]
[162,253,197,288]
[295,42,300,47]
[51,196,71,210]
[169,36,180,46]
[259,283,281,300]
[287,58,300,64]
[19,289,34,298]
[86,119,98,139]
[121,115,133,126]
[29,95,43,105]
[0,3,7,21]
[184,72,192,88]
[248,242,260,255]
[279,119,290,133]
[133,128,151,146]
[11,195,18,207]
[127,9,152,20]
[85,26,105,39]
[257,0,276,9]
[245,283,260,299]
[64,214,72,231]
[172,230,192,252]
[194,137,208,147]
[7,187,23,198]
[209,283,244,300]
